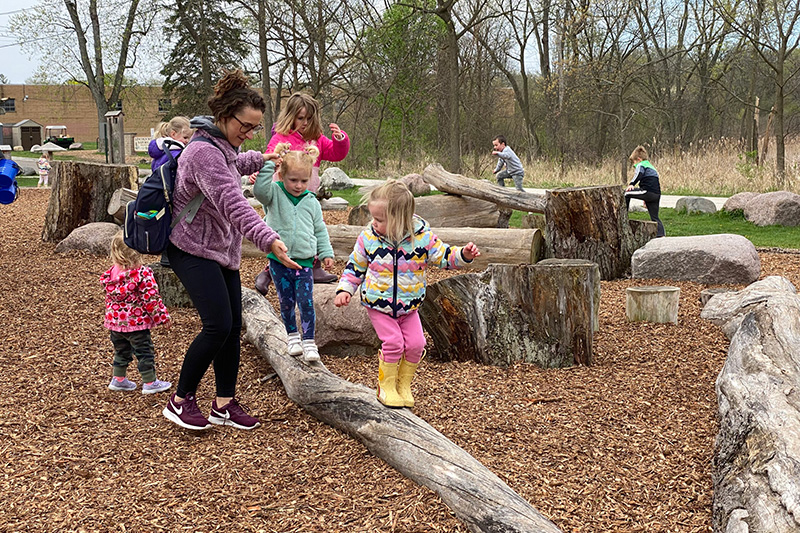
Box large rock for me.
[631,234,760,284]
[743,191,800,226]
[54,222,120,255]
[320,167,354,190]
[320,197,349,211]
[700,276,797,339]
[710,281,800,533]
[399,173,431,196]
[675,196,717,214]
[723,192,759,212]
[312,284,380,355]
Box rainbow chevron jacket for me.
[336,215,472,317]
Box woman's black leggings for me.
[167,243,242,398]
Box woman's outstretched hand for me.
[270,239,301,269]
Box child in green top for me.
[253,142,334,362]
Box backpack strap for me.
[168,136,219,229]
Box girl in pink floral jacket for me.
[100,232,172,394]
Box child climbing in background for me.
[334,180,480,408]
[102,231,172,394]
[491,135,525,191]
[253,142,334,363]
[148,116,192,172]
[253,92,350,291]
[625,145,665,237]
[37,151,51,187]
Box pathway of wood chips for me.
[2,189,799,532]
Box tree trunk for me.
[348,194,501,228]
[419,261,599,367]
[240,288,563,533]
[422,164,546,213]
[107,187,138,224]
[42,161,138,242]
[625,286,680,324]
[544,185,639,280]
[326,225,542,271]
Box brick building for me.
[0,84,170,144]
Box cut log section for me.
[419,261,599,367]
[240,288,563,533]
[422,163,546,213]
[348,194,501,228]
[625,286,680,324]
[42,161,138,242]
[325,224,543,271]
[107,187,138,224]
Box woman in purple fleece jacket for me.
[162,70,300,432]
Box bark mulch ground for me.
[2,188,799,533]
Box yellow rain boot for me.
[377,352,405,408]
[397,351,424,408]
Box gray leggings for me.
[496,170,525,191]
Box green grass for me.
[17,177,39,187]
[629,208,799,249]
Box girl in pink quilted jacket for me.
[101,231,172,394]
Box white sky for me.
[0,1,40,84]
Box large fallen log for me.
[349,194,501,228]
[422,163,546,213]
[419,261,599,367]
[240,288,562,533]
[702,278,800,533]
[42,161,138,242]
[325,224,543,271]
[107,187,138,224]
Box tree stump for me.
[149,263,193,308]
[419,261,599,367]
[625,286,680,324]
[348,194,501,228]
[240,288,563,533]
[544,185,642,280]
[42,161,138,242]
[107,187,138,224]
[326,225,543,271]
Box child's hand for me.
[263,152,281,162]
[462,242,480,261]
[248,172,258,185]
[625,184,634,191]
[330,123,344,141]
[322,257,335,269]
[334,292,351,307]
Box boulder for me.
[675,196,717,214]
[710,282,800,533]
[632,234,760,284]
[320,167,354,190]
[700,276,797,339]
[399,173,431,196]
[54,222,120,255]
[68,143,83,150]
[743,191,800,226]
[723,192,759,212]
[30,144,41,153]
[320,197,349,211]
[312,284,380,355]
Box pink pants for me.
[367,308,426,364]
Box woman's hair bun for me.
[214,70,250,97]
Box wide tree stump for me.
[545,185,641,280]
[625,286,680,324]
[240,288,563,533]
[107,187,138,224]
[422,163,547,213]
[348,194,501,228]
[326,224,543,271]
[707,282,800,533]
[419,261,599,367]
[42,161,138,242]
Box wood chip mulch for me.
[2,188,799,533]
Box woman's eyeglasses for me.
[232,115,264,134]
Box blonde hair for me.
[629,145,649,165]
[272,142,320,180]
[275,93,323,141]
[363,180,415,242]
[110,231,142,270]
[155,116,191,139]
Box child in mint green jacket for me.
[253,142,334,363]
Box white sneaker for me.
[287,332,303,356]
[302,340,320,363]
